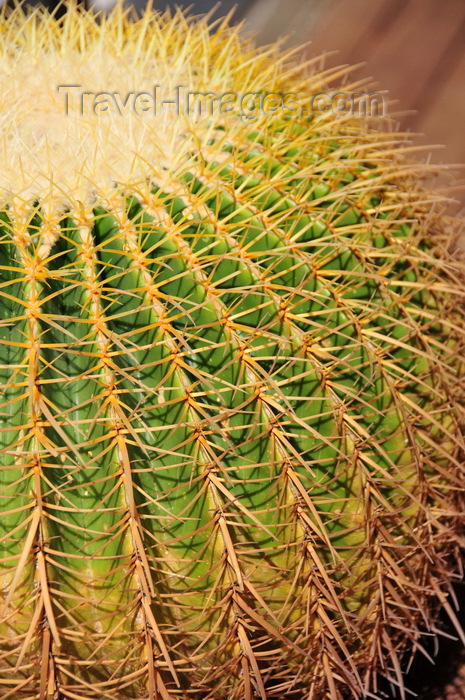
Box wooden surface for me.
[242,0,465,204]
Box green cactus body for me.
[0,5,464,700]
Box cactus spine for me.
[0,4,464,699]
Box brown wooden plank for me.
[308,0,465,110]
[302,0,392,60]
[408,12,465,128]
[355,0,465,111]
[243,0,328,49]
[417,47,465,167]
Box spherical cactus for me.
[0,4,464,700]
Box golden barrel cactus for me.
[0,4,464,699]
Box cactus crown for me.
[0,4,465,700]
[0,2,302,203]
